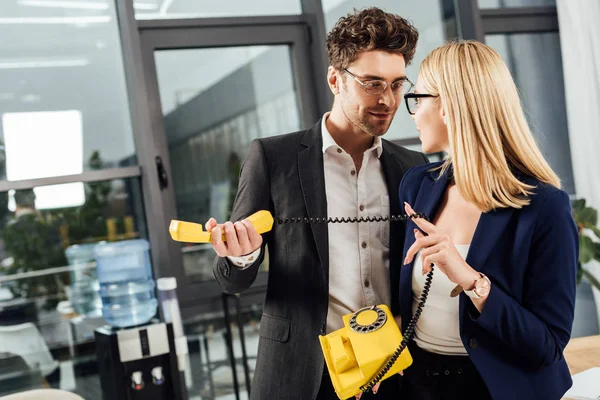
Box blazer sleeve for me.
[212,139,271,294]
[470,190,578,369]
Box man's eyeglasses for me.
[343,68,414,96]
[404,93,439,115]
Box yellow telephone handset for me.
[319,304,413,400]
[168,210,274,243]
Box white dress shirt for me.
[321,113,391,333]
[229,113,391,334]
[411,245,470,355]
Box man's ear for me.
[327,66,340,95]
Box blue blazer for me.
[398,161,578,400]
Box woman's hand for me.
[403,202,480,290]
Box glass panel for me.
[184,294,263,399]
[485,33,575,195]
[321,0,451,140]
[0,1,137,182]
[135,0,302,19]
[478,0,555,8]
[154,45,302,282]
[0,177,147,398]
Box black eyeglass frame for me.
[403,93,439,115]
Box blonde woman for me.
[397,40,578,400]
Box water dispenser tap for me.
[151,366,164,385]
[131,371,144,390]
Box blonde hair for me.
[419,40,560,211]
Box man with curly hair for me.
[207,7,427,399]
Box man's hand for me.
[205,218,263,257]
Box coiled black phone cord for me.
[275,212,433,393]
[275,213,428,225]
[360,267,433,393]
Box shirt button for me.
[351,170,356,176]
[337,148,342,153]
[364,280,370,288]
[361,242,367,249]
[469,338,478,349]
[320,324,326,334]
[359,205,364,211]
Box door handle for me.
[155,156,169,190]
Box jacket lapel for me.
[400,166,451,328]
[297,123,329,285]
[380,142,410,315]
[464,170,531,272]
[465,208,515,273]
[380,142,406,246]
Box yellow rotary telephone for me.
[319,304,413,399]
[169,210,431,399]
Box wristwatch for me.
[464,273,491,299]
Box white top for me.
[411,244,470,355]
[320,112,390,333]
[228,113,391,334]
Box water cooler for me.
[92,239,189,400]
[95,322,185,400]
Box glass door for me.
[140,22,321,308]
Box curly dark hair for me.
[326,7,419,70]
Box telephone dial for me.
[169,210,433,399]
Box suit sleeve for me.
[212,139,271,294]
[470,190,578,369]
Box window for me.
[486,33,575,194]
[478,0,555,9]
[0,1,143,397]
[0,0,137,180]
[134,0,302,19]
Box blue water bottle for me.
[94,239,157,328]
[65,243,102,316]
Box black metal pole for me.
[222,294,240,400]
[202,335,216,399]
[234,295,251,395]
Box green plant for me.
[0,151,112,310]
[572,199,600,291]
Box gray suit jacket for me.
[213,120,428,399]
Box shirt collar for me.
[320,112,383,158]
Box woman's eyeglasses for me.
[404,93,438,115]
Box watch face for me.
[475,277,491,297]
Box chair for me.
[0,323,58,378]
[0,389,84,400]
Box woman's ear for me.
[440,105,447,126]
[327,66,340,95]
